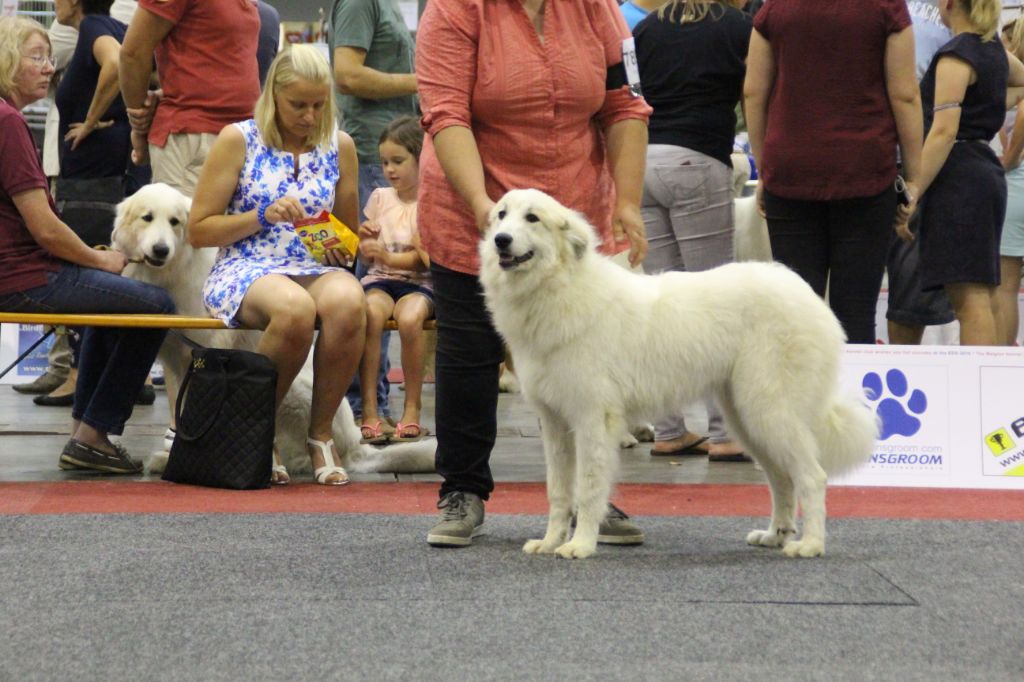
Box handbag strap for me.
[173,350,228,443]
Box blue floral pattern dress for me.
[203,119,340,325]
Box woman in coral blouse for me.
[416,0,652,548]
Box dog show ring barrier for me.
[0,312,436,381]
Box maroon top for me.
[754,0,911,201]
[0,98,61,296]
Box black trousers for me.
[430,262,505,500]
[764,188,896,344]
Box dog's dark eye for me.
[525,213,539,223]
[170,218,180,227]
[497,210,506,220]
[142,214,154,223]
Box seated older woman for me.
[0,16,174,474]
[189,45,366,486]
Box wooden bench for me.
[0,312,436,380]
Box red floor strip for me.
[1,481,1022,520]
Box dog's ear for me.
[111,195,139,247]
[560,208,596,261]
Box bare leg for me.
[360,288,395,431]
[393,293,433,431]
[236,274,317,409]
[296,272,366,482]
[996,256,1022,345]
[946,282,999,346]
[887,320,925,345]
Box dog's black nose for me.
[494,233,513,250]
[152,243,170,259]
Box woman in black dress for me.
[901,0,1024,345]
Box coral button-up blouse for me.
[416,0,652,275]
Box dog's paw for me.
[523,538,560,554]
[630,424,655,443]
[555,540,596,560]
[619,434,639,449]
[781,538,825,558]
[746,527,793,548]
[146,450,169,474]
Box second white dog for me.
[111,183,435,477]
[479,189,877,560]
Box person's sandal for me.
[307,437,350,485]
[359,420,389,445]
[393,422,423,442]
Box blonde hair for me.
[0,16,49,100]
[657,0,727,25]
[1003,15,1024,60]
[254,44,337,150]
[960,0,1002,41]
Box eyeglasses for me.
[22,53,55,68]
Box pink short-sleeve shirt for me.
[416,0,652,275]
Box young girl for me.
[898,0,1024,345]
[358,116,432,444]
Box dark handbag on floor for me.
[53,176,126,248]
[163,344,278,490]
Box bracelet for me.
[257,200,274,230]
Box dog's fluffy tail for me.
[815,390,879,476]
[346,439,436,474]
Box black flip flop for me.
[650,436,709,456]
[708,452,752,463]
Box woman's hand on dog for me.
[93,248,128,275]
[472,196,496,233]
[613,201,647,268]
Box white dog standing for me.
[479,189,878,560]
[111,183,435,476]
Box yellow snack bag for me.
[293,211,360,264]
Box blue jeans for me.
[347,163,391,417]
[0,264,174,434]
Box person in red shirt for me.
[0,16,174,474]
[416,0,651,548]
[744,0,923,344]
[119,0,260,197]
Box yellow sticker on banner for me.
[293,211,360,264]
[985,428,1015,455]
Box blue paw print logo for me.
[863,369,927,440]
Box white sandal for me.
[307,437,349,486]
[271,463,289,485]
[271,446,289,485]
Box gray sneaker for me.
[427,491,485,547]
[597,503,645,545]
[59,439,143,474]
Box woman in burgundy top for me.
[0,16,174,474]
[744,0,923,343]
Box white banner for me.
[836,345,1024,489]
[1,1,18,18]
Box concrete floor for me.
[0,371,764,486]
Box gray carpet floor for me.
[1,513,1022,681]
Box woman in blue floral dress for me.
[189,45,364,485]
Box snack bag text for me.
[293,211,360,264]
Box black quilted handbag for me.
[163,345,278,490]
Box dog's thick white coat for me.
[479,189,877,559]
[112,183,435,475]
